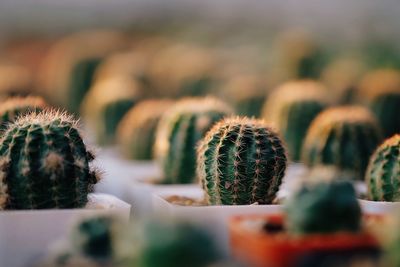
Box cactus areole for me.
[197,117,287,205]
[0,110,100,209]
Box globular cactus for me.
[116,99,173,160]
[286,180,361,234]
[357,69,400,137]
[154,97,232,184]
[366,135,400,202]
[302,106,382,180]
[197,117,287,205]
[0,96,47,131]
[262,80,328,161]
[0,110,100,209]
[81,77,140,145]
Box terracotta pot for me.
[229,214,381,267]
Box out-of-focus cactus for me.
[302,106,382,180]
[116,99,173,160]
[81,77,141,145]
[286,180,362,234]
[154,97,232,184]
[366,134,400,202]
[262,80,328,161]
[357,69,400,137]
[197,117,287,205]
[0,110,100,209]
[39,30,128,113]
[0,96,47,131]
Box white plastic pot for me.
[0,193,130,267]
[359,199,400,215]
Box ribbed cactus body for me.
[0,96,47,131]
[117,99,173,160]
[302,106,382,180]
[0,111,99,209]
[197,117,287,205]
[366,135,400,201]
[155,97,232,184]
[358,69,400,137]
[262,80,328,161]
[286,181,361,234]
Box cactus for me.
[357,69,400,137]
[0,110,100,209]
[0,96,47,131]
[81,77,140,145]
[302,106,382,180]
[116,99,173,160]
[197,117,287,205]
[366,134,400,202]
[154,97,232,184]
[262,80,328,161]
[286,180,362,234]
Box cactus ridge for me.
[367,134,400,201]
[0,110,99,209]
[155,97,232,184]
[302,106,382,180]
[197,116,287,205]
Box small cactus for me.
[0,110,100,209]
[0,96,47,131]
[357,69,400,137]
[197,117,287,205]
[302,106,382,180]
[116,99,173,160]
[366,134,400,202]
[286,180,362,234]
[81,77,140,145]
[262,80,328,161]
[154,97,232,184]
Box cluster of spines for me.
[197,117,287,205]
[0,110,100,209]
[366,134,400,202]
[154,97,232,184]
[301,106,382,180]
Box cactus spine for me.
[0,110,100,209]
[116,99,173,160]
[286,180,361,234]
[366,135,400,202]
[197,117,287,205]
[302,106,382,180]
[262,80,328,161]
[0,96,47,131]
[154,97,232,184]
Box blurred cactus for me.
[116,99,173,160]
[366,135,400,202]
[0,110,100,209]
[39,30,128,113]
[286,180,361,234]
[302,106,382,180]
[154,97,232,184]
[81,77,141,145]
[357,69,400,137]
[197,117,287,205]
[0,96,47,131]
[262,80,328,161]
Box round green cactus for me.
[0,110,100,209]
[197,117,287,205]
[154,97,232,184]
[366,134,400,202]
[0,96,47,131]
[302,106,382,180]
[286,180,362,234]
[116,99,173,160]
[357,69,400,137]
[262,80,328,161]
